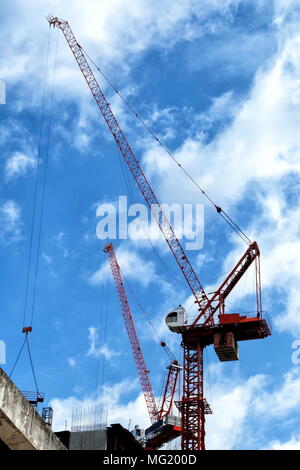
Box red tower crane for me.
[104,242,181,449]
[48,16,271,450]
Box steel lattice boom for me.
[105,243,182,448]
[192,241,261,327]
[47,15,213,325]
[104,243,158,423]
[157,361,181,421]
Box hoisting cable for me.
[157,367,168,412]
[99,279,110,426]
[95,282,105,393]
[122,274,176,362]
[79,45,252,246]
[116,145,135,205]
[22,27,51,329]
[26,336,39,393]
[204,348,213,411]
[115,145,194,290]
[9,336,27,379]
[93,281,105,447]
[9,330,41,395]
[30,27,59,327]
[117,143,236,288]
[13,28,56,398]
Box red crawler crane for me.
[48,16,271,450]
[104,242,157,423]
[104,243,181,449]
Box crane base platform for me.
[144,415,181,449]
[182,314,271,351]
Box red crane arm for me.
[104,243,158,423]
[157,361,181,421]
[48,16,263,329]
[192,241,261,327]
[47,15,212,323]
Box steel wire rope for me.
[30,27,59,327]
[99,279,110,426]
[115,145,191,291]
[23,27,51,328]
[11,29,54,392]
[9,337,27,379]
[26,338,39,393]
[9,334,40,394]
[122,274,176,362]
[79,45,252,246]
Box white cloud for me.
[134,3,300,336]
[0,0,253,165]
[88,245,161,287]
[87,326,120,360]
[253,367,300,419]
[49,363,300,449]
[206,371,267,450]
[1,0,240,104]
[5,152,36,180]
[53,232,65,244]
[266,435,300,450]
[0,200,23,244]
[204,364,300,449]
[42,253,52,264]
[67,357,77,368]
[218,189,300,335]
[142,33,300,208]
[50,379,148,432]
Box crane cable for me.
[98,279,110,426]
[12,28,58,394]
[23,27,51,329]
[122,274,176,362]
[117,144,244,290]
[9,332,40,394]
[30,27,58,327]
[79,45,252,247]
[115,145,194,290]
[92,280,107,439]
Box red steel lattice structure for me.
[104,243,158,424]
[105,243,182,449]
[193,241,261,327]
[157,361,181,421]
[182,347,205,450]
[46,15,212,323]
[48,16,271,450]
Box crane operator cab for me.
[165,305,188,333]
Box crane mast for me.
[48,16,271,450]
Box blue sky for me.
[1,0,300,449]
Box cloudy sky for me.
[1,0,300,450]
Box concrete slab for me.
[0,368,66,450]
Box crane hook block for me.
[22,326,32,334]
